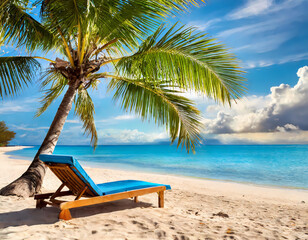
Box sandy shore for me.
[0,146,307,239]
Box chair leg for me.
[59,209,72,220]
[158,191,164,208]
[134,196,138,203]
[36,199,47,209]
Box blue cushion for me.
[39,154,103,196]
[39,154,171,197]
[97,180,171,195]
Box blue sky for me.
[1,0,308,146]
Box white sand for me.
[0,146,307,240]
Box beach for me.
[0,147,307,239]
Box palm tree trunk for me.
[0,83,78,197]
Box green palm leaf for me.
[0,1,55,52]
[117,23,246,104]
[38,0,204,51]
[108,76,203,153]
[0,57,40,99]
[36,69,68,117]
[74,88,98,148]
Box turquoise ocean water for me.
[8,145,308,189]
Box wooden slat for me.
[46,163,96,197]
[51,167,84,195]
[60,186,166,210]
[49,165,70,170]
[53,169,76,194]
[62,170,80,194]
[34,191,72,199]
[66,170,86,193]
[51,169,68,186]
[55,169,74,187]
[71,167,97,197]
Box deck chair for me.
[35,154,171,220]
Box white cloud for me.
[218,14,292,39]
[57,125,91,145]
[243,60,274,69]
[235,33,292,54]
[218,22,263,38]
[0,97,39,114]
[11,125,51,145]
[243,52,308,69]
[214,131,308,145]
[203,66,308,136]
[228,0,303,20]
[113,115,136,120]
[66,114,137,125]
[228,0,273,19]
[187,18,221,31]
[279,52,308,65]
[66,119,80,124]
[10,124,49,131]
[96,114,137,125]
[0,104,26,114]
[178,91,210,105]
[276,124,299,132]
[217,16,294,55]
[98,129,168,144]
[218,1,306,57]
[52,124,168,145]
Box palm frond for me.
[0,57,40,99]
[37,0,204,52]
[98,0,204,49]
[38,0,87,46]
[36,69,68,117]
[74,88,98,148]
[116,23,246,105]
[0,1,55,52]
[108,76,203,153]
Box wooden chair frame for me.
[34,163,166,220]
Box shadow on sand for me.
[0,199,153,228]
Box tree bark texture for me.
[0,83,78,197]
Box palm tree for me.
[0,0,245,197]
